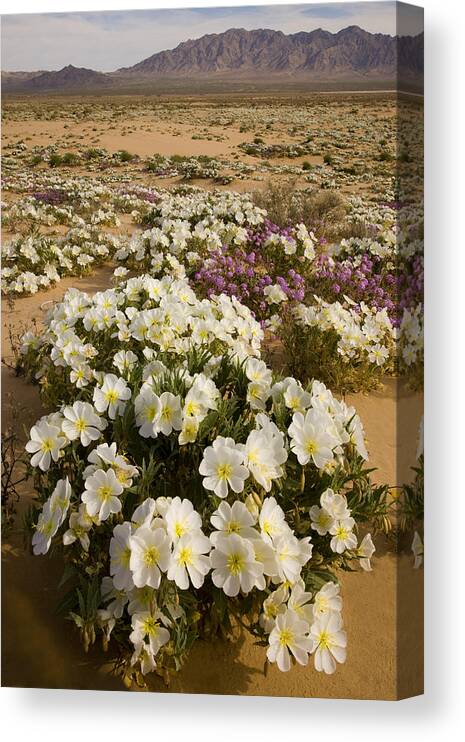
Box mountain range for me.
[2,26,424,93]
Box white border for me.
[1,1,465,740]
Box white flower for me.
[113,349,138,375]
[288,582,314,624]
[164,496,202,543]
[32,500,61,555]
[210,500,257,545]
[244,427,286,492]
[412,531,423,568]
[93,373,131,419]
[309,504,335,536]
[358,533,376,571]
[288,409,338,469]
[329,517,357,553]
[178,415,199,445]
[260,585,288,632]
[259,496,290,544]
[62,400,107,446]
[49,477,72,525]
[156,392,182,435]
[130,611,170,657]
[129,526,171,588]
[266,609,313,672]
[199,439,249,499]
[274,534,312,583]
[134,386,161,438]
[167,532,211,589]
[245,358,272,386]
[263,284,287,305]
[210,533,264,596]
[310,612,347,674]
[283,382,312,413]
[110,522,135,591]
[63,504,93,551]
[312,581,343,619]
[82,468,123,521]
[26,420,67,471]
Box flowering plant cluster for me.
[1,227,122,296]
[282,297,396,392]
[19,274,385,685]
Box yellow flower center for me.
[98,485,113,502]
[142,616,159,637]
[174,522,186,538]
[318,630,331,649]
[119,546,131,568]
[226,521,241,534]
[177,547,193,566]
[305,439,317,455]
[76,418,87,432]
[105,390,118,404]
[143,546,160,567]
[278,628,294,647]
[41,438,54,453]
[227,552,245,575]
[217,463,232,481]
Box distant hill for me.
[2,64,113,92]
[2,26,424,93]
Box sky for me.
[1,2,424,72]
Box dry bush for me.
[253,179,346,230]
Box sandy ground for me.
[1,266,423,698]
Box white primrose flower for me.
[329,517,357,554]
[266,609,313,672]
[110,522,135,592]
[259,585,289,632]
[164,496,202,543]
[283,382,312,414]
[129,526,171,589]
[210,533,264,596]
[32,500,61,555]
[157,392,183,435]
[259,496,290,544]
[245,358,272,386]
[309,504,335,536]
[287,582,314,624]
[134,386,161,438]
[274,534,312,584]
[178,415,199,445]
[113,349,138,375]
[199,439,249,499]
[49,477,72,525]
[357,533,376,571]
[93,373,131,419]
[312,581,343,619]
[63,504,93,551]
[82,468,124,521]
[210,500,257,545]
[244,426,287,492]
[61,400,107,446]
[167,532,211,589]
[310,611,347,674]
[26,420,67,471]
[129,611,170,662]
[288,409,339,469]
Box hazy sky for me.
[1,2,424,72]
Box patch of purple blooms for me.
[31,189,70,206]
[192,244,305,322]
[309,252,423,326]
